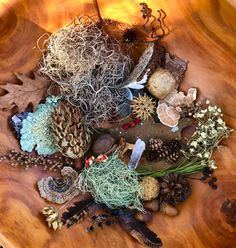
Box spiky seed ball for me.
[131,94,155,121]
[141,176,160,201]
[123,28,138,44]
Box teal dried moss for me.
[20,96,60,155]
[77,152,143,211]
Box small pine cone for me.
[167,139,181,152]
[166,150,179,162]
[155,146,169,159]
[146,151,158,161]
[52,102,91,159]
[160,174,192,205]
[148,138,163,151]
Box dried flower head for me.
[182,101,233,169]
[41,206,62,231]
[131,94,155,120]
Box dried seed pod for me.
[131,94,156,121]
[147,68,176,100]
[135,210,152,223]
[41,206,62,231]
[92,133,116,155]
[143,199,160,212]
[160,201,179,217]
[141,176,160,201]
[51,102,92,159]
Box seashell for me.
[92,133,116,155]
[160,201,179,217]
[135,210,152,223]
[156,103,181,127]
[147,68,176,99]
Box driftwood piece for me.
[109,118,192,144]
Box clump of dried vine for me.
[39,17,132,125]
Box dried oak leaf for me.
[0,72,50,112]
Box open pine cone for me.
[160,174,191,205]
[146,139,181,162]
[51,102,91,159]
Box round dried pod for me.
[135,210,152,223]
[160,201,179,217]
[147,68,176,100]
[51,102,91,159]
[92,133,116,155]
[131,94,155,121]
[143,199,160,212]
[141,176,160,201]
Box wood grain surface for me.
[0,0,236,247]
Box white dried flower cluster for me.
[182,101,233,169]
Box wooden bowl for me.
[0,0,236,247]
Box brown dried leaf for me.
[0,72,50,112]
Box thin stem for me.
[93,0,103,24]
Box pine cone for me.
[166,150,179,162]
[167,139,181,152]
[160,174,191,205]
[147,138,163,151]
[166,139,181,162]
[51,102,91,159]
[146,139,181,162]
[155,146,169,159]
[146,151,158,161]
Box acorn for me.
[143,199,160,212]
[160,201,179,217]
[135,210,152,223]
